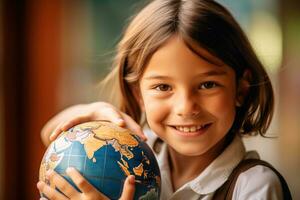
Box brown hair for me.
[101,0,274,136]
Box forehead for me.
[143,36,233,77]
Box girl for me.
[37,0,290,199]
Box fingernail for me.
[61,123,69,130]
[128,175,135,184]
[49,131,56,140]
[142,135,148,141]
[49,134,54,140]
[139,134,147,141]
[116,119,125,126]
[66,167,75,174]
[37,181,44,189]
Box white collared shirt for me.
[144,129,283,200]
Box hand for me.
[37,167,136,200]
[41,102,146,146]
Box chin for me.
[170,143,210,157]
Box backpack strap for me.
[213,158,292,200]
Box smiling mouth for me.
[171,123,211,133]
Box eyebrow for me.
[144,70,227,80]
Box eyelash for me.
[153,84,171,91]
[199,81,219,89]
[152,81,219,92]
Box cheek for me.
[143,99,167,122]
[208,91,237,128]
[141,94,170,133]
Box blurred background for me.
[0,0,299,199]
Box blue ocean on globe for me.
[39,121,161,200]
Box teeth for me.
[183,127,189,132]
[190,126,196,132]
[175,125,204,133]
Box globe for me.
[39,121,161,200]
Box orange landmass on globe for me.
[40,122,160,193]
[117,160,131,176]
[77,122,139,164]
[81,134,107,162]
[120,157,129,168]
[133,163,144,176]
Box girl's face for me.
[138,36,238,156]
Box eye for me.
[154,84,171,91]
[199,81,218,89]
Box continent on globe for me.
[39,121,161,200]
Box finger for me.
[46,169,79,198]
[121,113,147,141]
[37,181,68,200]
[41,120,57,145]
[66,167,93,193]
[60,115,92,131]
[96,106,125,127]
[49,121,65,141]
[119,175,136,200]
[66,167,108,199]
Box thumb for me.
[119,175,136,200]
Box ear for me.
[131,85,145,111]
[236,69,251,107]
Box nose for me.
[174,90,201,118]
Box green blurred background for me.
[1,0,300,199]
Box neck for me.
[168,134,234,191]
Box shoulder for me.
[233,165,283,199]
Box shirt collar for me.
[144,129,246,196]
[188,135,246,194]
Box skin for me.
[37,168,136,200]
[41,102,146,146]
[38,103,141,199]
[138,35,242,190]
[38,35,248,197]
